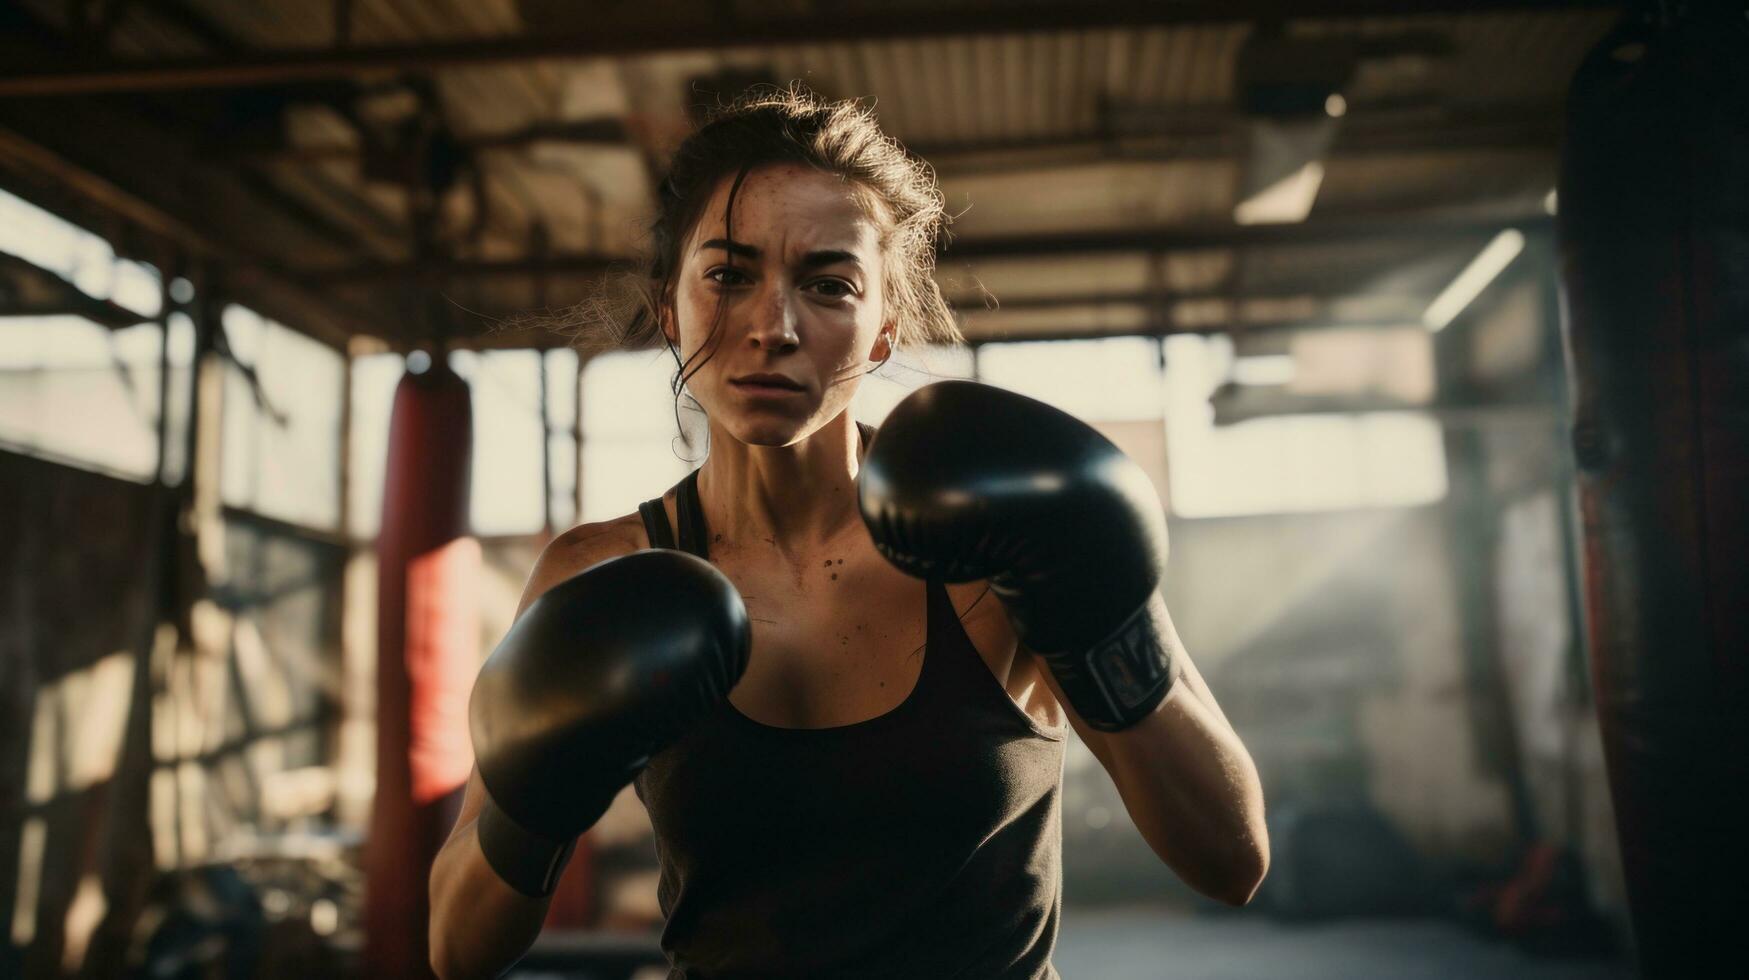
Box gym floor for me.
[556,905,1629,980]
[1050,906,1629,980]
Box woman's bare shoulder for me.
[553,511,651,564]
[518,511,652,612]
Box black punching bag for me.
[1557,1,1749,975]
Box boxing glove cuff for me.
[1038,597,1177,733]
[477,798,577,898]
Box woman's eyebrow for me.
[697,238,860,270]
[798,249,860,270]
[697,238,759,260]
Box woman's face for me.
[664,163,893,448]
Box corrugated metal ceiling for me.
[0,0,1617,347]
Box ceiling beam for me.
[292,211,1545,284]
[917,100,1560,159]
[943,212,1549,259]
[220,117,634,163]
[943,285,1425,312]
[0,1,1617,97]
[238,102,1557,170]
[297,252,623,285]
[958,313,1419,346]
[0,123,370,348]
[0,252,153,328]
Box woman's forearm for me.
[1037,591,1269,905]
[428,814,554,979]
[1104,664,1269,905]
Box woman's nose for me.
[745,285,799,350]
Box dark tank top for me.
[633,431,1068,979]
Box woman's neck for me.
[695,414,867,559]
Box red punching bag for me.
[365,358,480,977]
[1557,2,1749,974]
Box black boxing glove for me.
[469,549,750,896]
[858,380,1176,732]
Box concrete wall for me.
[1,450,349,978]
[1061,504,1520,906]
[1,451,162,977]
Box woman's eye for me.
[706,267,749,286]
[811,279,854,298]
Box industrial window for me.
[219,305,343,530]
[975,337,1164,421]
[579,349,693,524]
[0,315,163,481]
[544,348,580,531]
[452,349,547,537]
[0,189,167,481]
[1162,333,1447,518]
[0,187,161,319]
[346,352,404,541]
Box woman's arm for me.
[428,769,554,979]
[1031,590,1269,907]
[428,518,644,978]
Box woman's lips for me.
[730,379,805,398]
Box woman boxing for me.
[429,85,1267,979]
